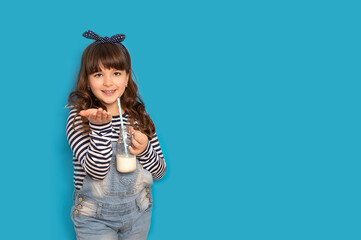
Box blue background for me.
[1,0,360,239]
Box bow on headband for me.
[82,30,126,45]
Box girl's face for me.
[88,63,129,114]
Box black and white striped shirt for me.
[66,107,167,190]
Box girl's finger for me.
[82,109,97,116]
[95,110,102,120]
[134,132,148,145]
[103,110,109,120]
[131,132,142,144]
[104,111,112,122]
[81,109,93,117]
[131,137,142,149]
[100,110,106,121]
[128,145,136,155]
[89,112,97,122]
[79,110,88,117]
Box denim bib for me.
[75,141,153,205]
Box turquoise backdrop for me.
[0,0,360,239]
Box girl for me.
[66,30,166,240]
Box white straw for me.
[117,98,128,157]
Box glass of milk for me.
[116,125,137,173]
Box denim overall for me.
[71,142,154,240]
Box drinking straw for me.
[117,98,128,157]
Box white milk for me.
[116,155,137,173]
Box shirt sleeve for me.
[137,132,167,180]
[66,108,113,180]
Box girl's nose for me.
[103,75,112,86]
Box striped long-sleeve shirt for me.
[66,107,167,190]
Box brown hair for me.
[68,42,155,139]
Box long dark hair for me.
[68,42,155,139]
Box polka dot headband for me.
[82,30,126,46]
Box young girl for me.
[66,30,166,240]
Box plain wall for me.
[0,0,360,239]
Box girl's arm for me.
[136,132,167,180]
[66,108,113,180]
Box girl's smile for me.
[102,90,116,95]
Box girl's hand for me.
[79,108,112,125]
[128,127,149,155]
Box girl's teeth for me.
[103,90,114,93]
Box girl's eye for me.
[114,72,121,76]
[94,73,102,78]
